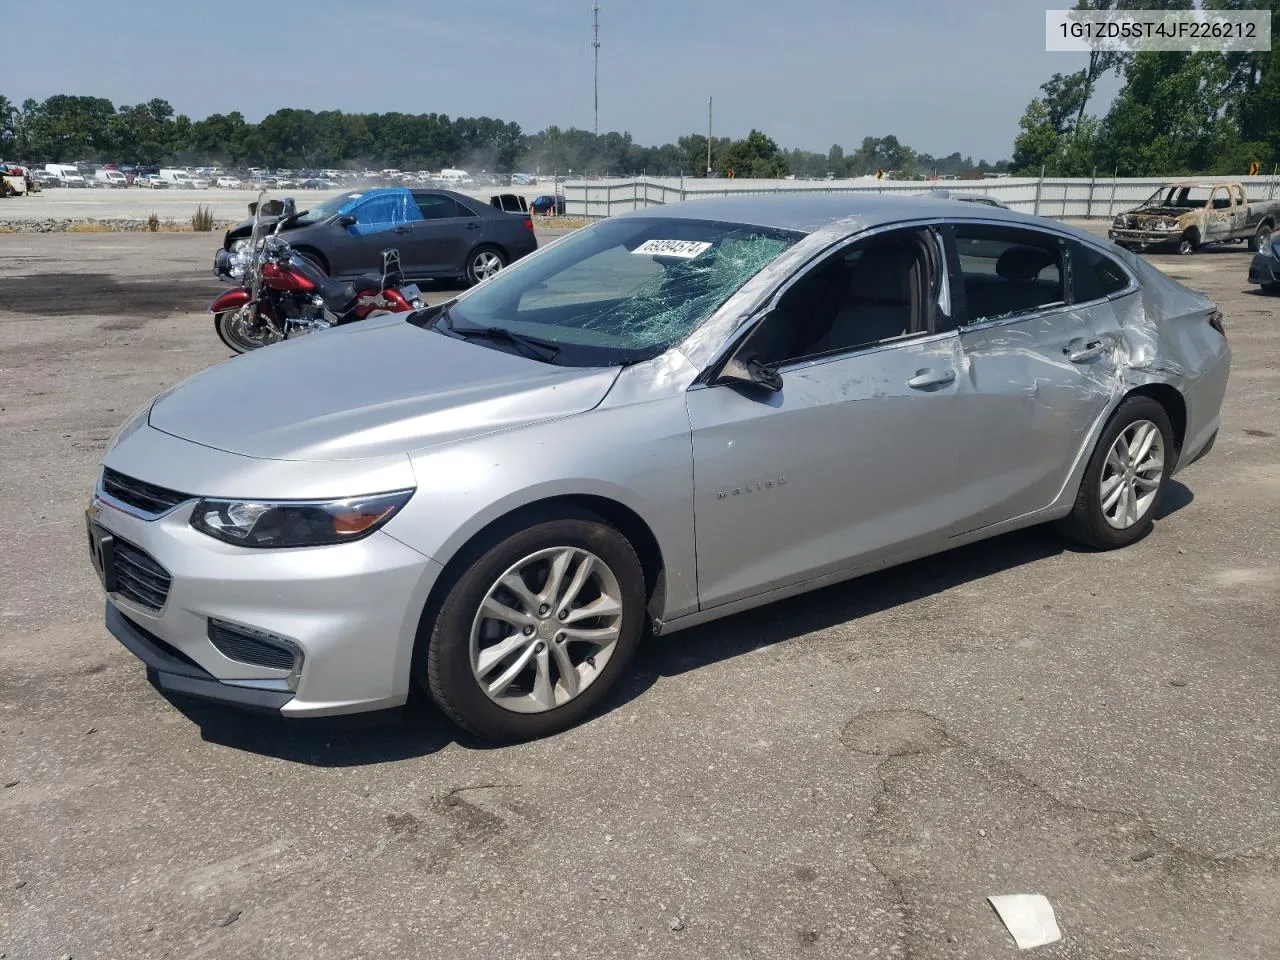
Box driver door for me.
[686,225,968,610]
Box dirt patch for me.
[0,272,222,318]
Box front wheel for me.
[1057,396,1175,550]
[214,304,281,353]
[423,514,647,742]
[1248,221,1273,252]
[1178,229,1199,256]
[465,246,507,286]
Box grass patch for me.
[191,204,215,232]
[67,222,119,233]
[533,215,590,229]
[147,212,160,232]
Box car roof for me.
[618,192,1041,235]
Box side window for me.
[1071,241,1130,302]
[953,225,1065,324]
[348,193,416,235]
[416,194,472,220]
[744,227,938,365]
[1233,184,1247,207]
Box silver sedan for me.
[87,195,1230,741]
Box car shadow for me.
[174,481,1193,766]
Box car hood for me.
[224,216,311,246]
[148,317,622,461]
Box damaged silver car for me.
[89,195,1229,742]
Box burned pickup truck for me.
[1109,180,1278,255]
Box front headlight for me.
[189,489,414,548]
[106,400,152,452]
[1159,219,1181,230]
[1268,237,1280,258]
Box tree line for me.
[0,93,1007,180]
[1013,0,1280,177]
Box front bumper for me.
[1108,228,1180,247]
[107,603,294,712]
[1247,252,1280,286]
[89,434,443,717]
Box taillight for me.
[1209,310,1226,337]
[522,217,534,232]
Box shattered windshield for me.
[439,217,802,366]
[296,191,362,224]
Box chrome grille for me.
[101,468,191,517]
[207,620,300,672]
[112,539,172,612]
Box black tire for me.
[423,513,646,742]
[295,249,328,275]
[1248,221,1273,252]
[464,245,507,286]
[1057,396,1176,550]
[1178,229,1199,256]
[1262,282,1280,294]
[214,307,275,353]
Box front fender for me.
[209,289,252,313]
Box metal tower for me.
[592,4,601,137]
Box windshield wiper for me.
[444,316,561,362]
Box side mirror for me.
[336,214,357,228]
[715,354,783,394]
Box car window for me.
[1211,186,1231,210]
[416,194,472,220]
[1071,241,1131,302]
[744,227,938,365]
[953,224,1065,324]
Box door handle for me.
[394,225,411,234]
[466,222,481,230]
[907,368,956,390]
[1065,339,1105,363]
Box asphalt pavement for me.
[0,227,1277,959]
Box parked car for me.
[1247,234,1280,293]
[215,176,242,188]
[530,194,565,216]
[221,187,538,286]
[926,188,1009,209]
[89,195,1228,741]
[1109,180,1280,254]
[134,175,169,189]
[44,163,86,187]
[94,169,128,188]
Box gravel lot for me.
[0,225,1277,960]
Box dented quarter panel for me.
[949,299,1123,533]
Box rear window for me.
[953,224,1066,323]
[1072,242,1131,302]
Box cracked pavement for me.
[0,228,1277,959]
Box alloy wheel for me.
[469,547,623,714]
[472,250,503,281]
[1100,419,1165,529]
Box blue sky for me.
[2,0,1113,162]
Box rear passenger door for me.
[945,223,1124,532]
[406,193,484,277]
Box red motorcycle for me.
[210,197,424,353]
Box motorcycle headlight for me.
[106,400,152,452]
[190,489,414,548]
[231,238,250,254]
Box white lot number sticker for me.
[634,238,712,259]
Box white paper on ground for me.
[987,894,1062,949]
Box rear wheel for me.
[465,246,506,286]
[423,514,646,742]
[1178,229,1199,256]
[1262,282,1280,294]
[1248,221,1273,252]
[1057,396,1175,550]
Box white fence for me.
[562,174,1280,219]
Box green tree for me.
[1011,99,1060,173]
